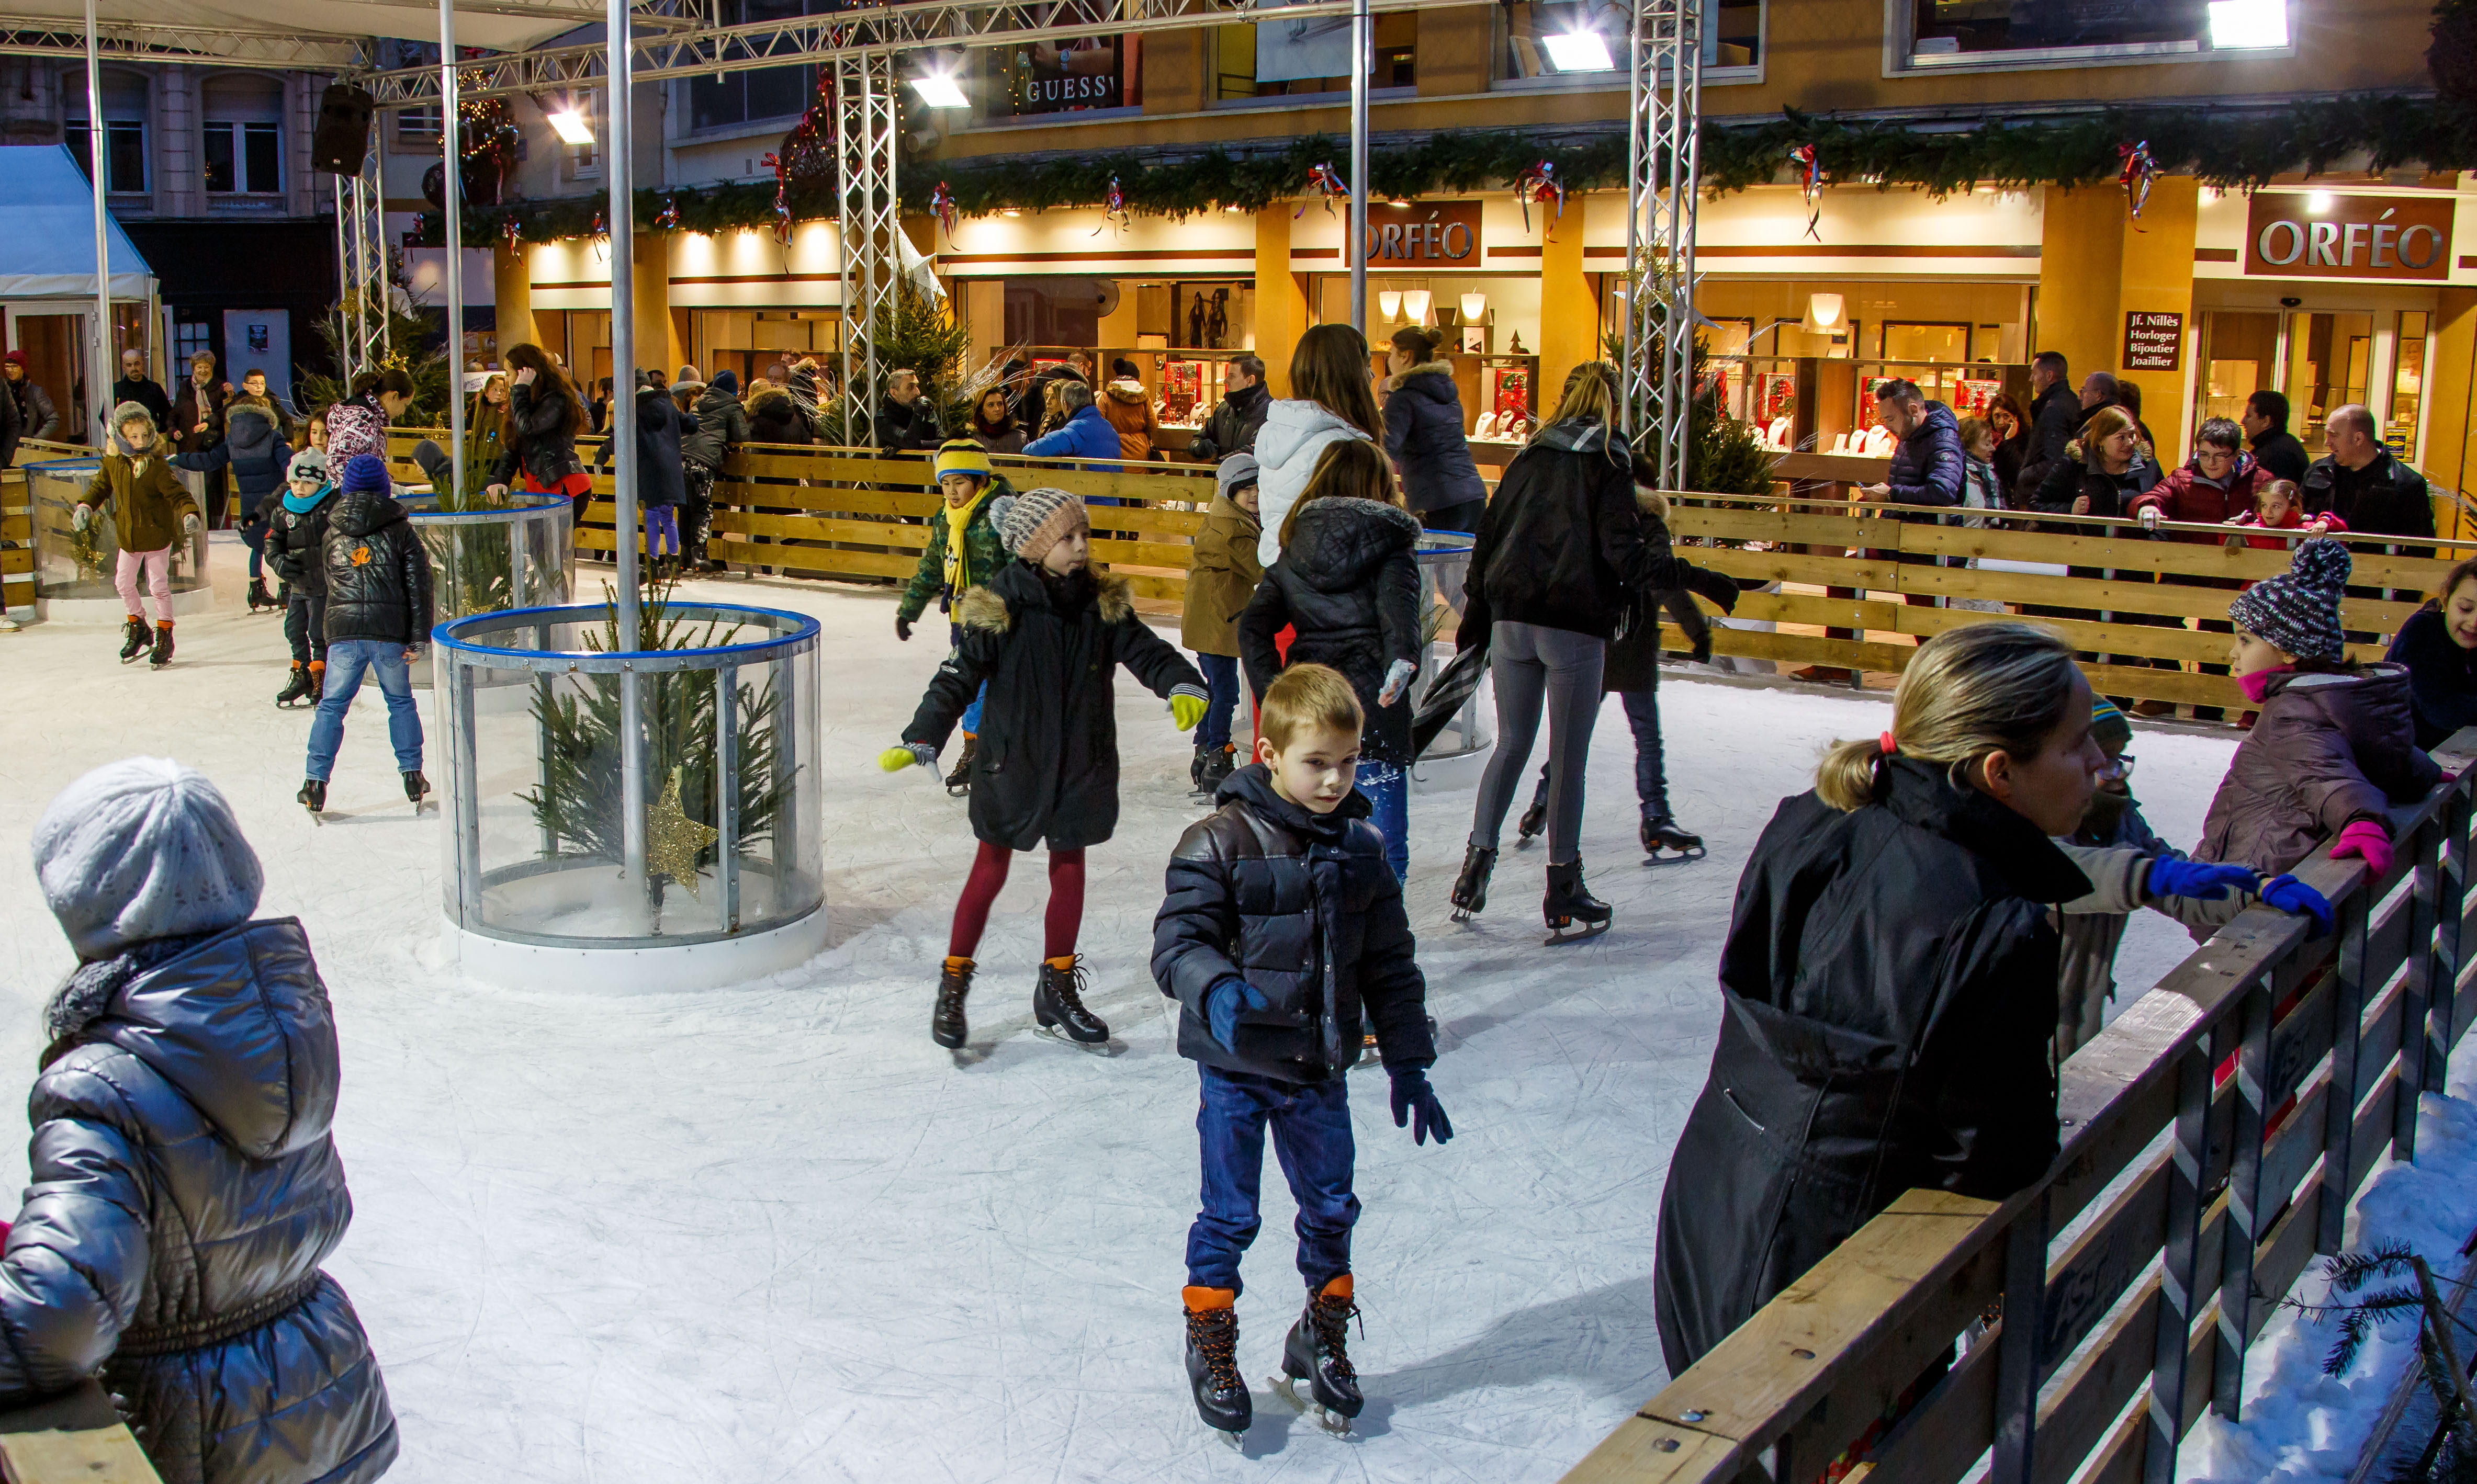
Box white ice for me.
[0,536,2250,1482]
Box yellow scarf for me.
[943,485,993,593]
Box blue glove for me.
[2259,874,2334,938]
[1388,1067,1453,1146]
[2145,858,2261,902]
[1203,977,1271,1053]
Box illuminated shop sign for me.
[2244,192,2453,281]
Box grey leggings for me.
[1469,621,1605,864]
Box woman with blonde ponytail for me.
[1653,621,2109,1374]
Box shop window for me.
[2390,311,2430,460]
[1903,0,2290,69]
[2284,310,2374,457]
[688,0,834,131]
[1210,12,1412,101]
[983,36,1141,119]
[2199,310,2277,427]
[174,318,213,372]
[1880,321,1971,363]
[1499,0,1757,86]
[204,77,285,196]
[64,67,148,195]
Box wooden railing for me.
[1560,729,2477,1484]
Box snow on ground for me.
[0,536,2245,1482]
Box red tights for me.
[947,841,1086,961]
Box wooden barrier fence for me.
[1561,729,2477,1484]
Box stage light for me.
[546,108,593,146]
[1541,29,1615,71]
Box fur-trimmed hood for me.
[957,562,1132,632]
[1634,484,1670,523]
[1387,360,1457,390]
[747,386,795,416]
[1103,379,1149,406]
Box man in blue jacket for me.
[1022,380,1121,467]
[1857,378,1964,613]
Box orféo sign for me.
[2244,192,2455,282]
[1363,202,1483,265]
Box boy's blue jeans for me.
[1357,763,1409,884]
[306,640,425,781]
[948,620,985,736]
[1195,651,1240,752]
[1187,1064,1358,1296]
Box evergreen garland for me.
[410,92,2477,247]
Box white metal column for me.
[606,0,646,909]
[1622,0,1699,488]
[440,0,465,498]
[834,50,899,442]
[83,0,109,437]
[1347,0,1369,333]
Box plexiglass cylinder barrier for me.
[1410,531,1494,793]
[26,459,213,621]
[402,491,576,623]
[432,601,827,992]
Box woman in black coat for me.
[488,342,588,505]
[2385,557,2477,749]
[1380,326,1487,533]
[1238,441,1424,880]
[597,380,697,574]
[746,386,812,446]
[2030,405,2158,523]
[1653,622,2106,1375]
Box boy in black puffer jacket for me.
[264,449,336,708]
[1152,662,1448,1442]
[302,454,434,815]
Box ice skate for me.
[246,577,278,614]
[1514,796,1546,846]
[1274,1276,1363,1434]
[147,622,174,670]
[298,778,327,823]
[403,771,432,813]
[117,616,151,663]
[1543,859,1612,945]
[1032,955,1110,1047]
[931,956,973,1050]
[1640,814,1706,860]
[1183,1289,1250,1442]
[1448,845,1496,921]
[1188,744,1208,796]
[1196,745,1235,797]
[944,737,977,797]
[274,664,315,709]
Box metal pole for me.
[346,176,368,380]
[440,0,466,501]
[605,0,645,904]
[83,0,110,436]
[333,174,353,379]
[1347,0,1369,334]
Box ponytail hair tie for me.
[1879,731,1899,756]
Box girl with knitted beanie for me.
[881,488,1211,1052]
[2194,537,2441,878]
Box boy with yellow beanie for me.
[896,439,1015,793]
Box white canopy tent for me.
[0,144,153,301]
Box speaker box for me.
[311,83,376,174]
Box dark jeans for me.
[239,492,268,580]
[283,593,327,665]
[1530,687,1669,820]
[1421,499,1486,536]
[1195,651,1240,752]
[684,462,717,564]
[1187,1064,1358,1296]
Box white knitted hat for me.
[32,758,263,960]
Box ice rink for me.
[0,540,2247,1482]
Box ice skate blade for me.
[1033,1024,1118,1055]
[1543,919,1612,947]
[1210,1423,1246,1449]
[1642,847,1707,863]
[1269,1375,1353,1436]
[1448,905,1473,923]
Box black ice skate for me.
[404,771,432,812]
[1197,745,1236,797]
[1543,859,1612,945]
[1033,955,1110,1046]
[298,778,328,822]
[117,616,151,663]
[1640,814,1706,860]
[1183,1290,1251,1442]
[1189,744,1208,795]
[945,737,977,797]
[932,956,973,1049]
[1514,795,1547,846]
[147,622,174,670]
[1449,845,1496,921]
[246,577,279,614]
[275,664,315,709]
[1274,1276,1363,1434]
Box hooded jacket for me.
[1652,758,2089,1374]
[1253,400,1376,568]
[12,375,61,441]
[264,483,338,597]
[682,384,750,471]
[1380,363,1487,516]
[1882,400,1965,514]
[2386,606,2477,751]
[321,394,391,468]
[81,429,200,554]
[492,378,585,488]
[2302,448,2434,541]
[595,387,692,508]
[1188,379,1270,465]
[2,919,397,1484]
[2193,663,2442,875]
[1099,379,1160,461]
[2130,450,2274,538]
[746,388,813,447]
[170,404,292,506]
[896,476,1016,626]
[320,490,434,647]
[1021,401,1122,465]
[1463,421,1737,644]
[1152,763,1436,1084]
[903,560,1206,851]
[1238,496,1424,766]
[1179,491,1264,656]
[1596,488,1719,693]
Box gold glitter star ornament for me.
[646,766,720,899]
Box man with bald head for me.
[2303,403,2431,539]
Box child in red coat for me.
[2224,479,2346,552]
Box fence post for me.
[2146,1022,2225,1482]
[1989,1192,2050,1484]
[2394,822,2440,1164]
[2320,883,2373,1256]
[2427,796,2469,1098]
[2212,978,2277,1420]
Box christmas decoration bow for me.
[589,209,607,262]
[1092,175,1131,236]
[654,196,680,231]
[760,151,794,245]
[501,214,522,251]
[1789,143,1822,240]
[2117,139,2159,227]
[1515,160,1564,233]
[929,180,958,237]
[1294,162,1348,219]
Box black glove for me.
[895,615,913,642]
[1684,564,1741,616]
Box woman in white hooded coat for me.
[1254,324,1384,569]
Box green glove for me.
[1170,687,1209,733]
[879,743,932,773]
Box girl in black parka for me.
[1654,621,2106,1377]
[884,488,1210,1052]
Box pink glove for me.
[2332,820,2393,878]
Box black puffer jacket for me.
[596,387,693,508]
[1463,420,1736,643]
[169,404,292,505]
[265,487,338,598]
[1380,364,1485,515]
[493,378,583,488]
[1188,379,1270,464]
[682,384,750,471]
[2012,380,2081,505]
[2029,447,2159,523]
[1153,764,1435,1083]
[2,920,397,1484]
[747,388,812,446]
[321,490,434,647]
[1653,758,2088,1374]
[1238,497,1424,766]
[904,561,1205,851]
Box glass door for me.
[4,303,93,446]
[2199,310,2279,427]
[2284,310,2374,458]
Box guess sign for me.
[2244,192,2455,282]
[1364,201,1482,264]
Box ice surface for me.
[0,537,2245,1482]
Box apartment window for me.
[1904,0,2289,67]
[64,67,148,194]
[203,76,284,195]
[986,35,1144,116]
[1499,0,1759,84]
[1208,16,1401,103]
[688,0,828,130]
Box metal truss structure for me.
[834,51,899,439]
[1620,0,1699,489]
[332,138,391,380]
[0,19,359,66]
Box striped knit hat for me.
[2090,697,2132,752]
[934,438,994,485]
[2228,537,2351,662]
[996,486,1086,563]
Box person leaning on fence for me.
[485,345,591,512]
[2385,555,2477,751]
[2303,403,2433,541]
[2012,349,2079,503]
[1653,622,2106,1377]
[683,369,752,572]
